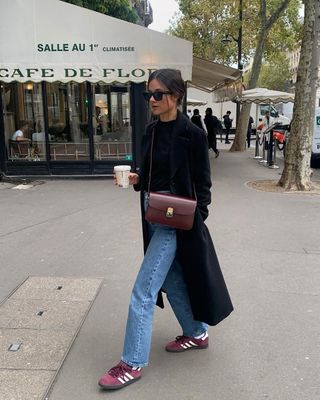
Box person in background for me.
[257,118,263,131]
[187,109,192,119]
[98,68,233,391]
[95,106,102,134]
[260,111,275,153]
[191,108,207,132]
[11,121,30,141]
[204,107,221,158]
[262,110,274,131]
[222,111,232,144]
[247,116,254,148]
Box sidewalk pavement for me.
[0,145,319,400]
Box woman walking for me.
[98,69,233,390]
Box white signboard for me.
[0,0,193,83]
[313,107,320,155]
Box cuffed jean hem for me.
[121,357,148,369]
[182,329,208,337]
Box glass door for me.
[46,82,89,161]
[92,84,132,161]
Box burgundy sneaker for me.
[165,332,209,352]
[98,361,142,390]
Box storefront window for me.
[92,84,132,161]
[1,81,132,167]
[1,82,46,161]
[46,82,89,161]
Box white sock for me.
[194,331,207,339]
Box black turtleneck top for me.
[144,119,175,192]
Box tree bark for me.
[278,0,320,190]
[231,0,291,152]
[230,29,266,151]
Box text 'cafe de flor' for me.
[0,0,241,178]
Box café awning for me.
[191,57,241,92]
[187,98,208,106]
[191,57,242,100]
[0,0,193,83]
[240,88,295,104]
[0,0,241,93]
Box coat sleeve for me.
[133,171,142,192]
[133,124,153,192]
[201,116,208,133]
[191,130,212,220]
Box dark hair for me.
[227,111,231,114]
[18,120,29,129]
[148,69,185,105]
[193,109,200,115]
[205,107,212,115]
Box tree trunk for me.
[231,0,291,152]
[278,0,320,190]
[231,29,266,151]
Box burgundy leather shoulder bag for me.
[145,128,197,230]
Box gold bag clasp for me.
[166,207,174,218]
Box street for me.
[0,146,319,400]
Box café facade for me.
[0,0,241,177]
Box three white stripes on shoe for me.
[117,369,141,384]
[180,332,208,349]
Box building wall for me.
[287,46,301,86]
[130,0,153,27]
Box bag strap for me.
[147,128,155,196]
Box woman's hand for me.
[128,173,140,185]
[113,172,140,186]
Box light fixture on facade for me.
[25,83,33,90]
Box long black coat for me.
[134,111,233,326]
[204,114,222,150]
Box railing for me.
[253,123,286,169]
[8,141,132,162]
[96,141,132,160]
[50,141,132,161]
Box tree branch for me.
[259,0,267,22]
[266,0,291,31]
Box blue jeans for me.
[121,194,208,368]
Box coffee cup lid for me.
[114,165,131,172]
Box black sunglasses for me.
[143,91,172,101]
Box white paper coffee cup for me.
[114,165,131,188]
